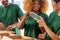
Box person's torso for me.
[45,11,60,40]
[52,12,60,34]
[24,13,48,38]
[0,4,19,27]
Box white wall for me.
[46,0,53,16]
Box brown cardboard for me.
[9,33,21,39]
[0,31,39,40]
[0,31,9,36]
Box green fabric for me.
[45,11,60,40]
[56,29,60,36]
[12,27,20,36]
[24,12,48,38]
[0,3,24,27]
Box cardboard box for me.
[0,31,9,36]
[9,33,21,39]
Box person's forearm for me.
[59,35,60,40]
[18,16,27,29]
[43,24,59,40]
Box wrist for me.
[23,15,28,19]
[43,23,48,28]
[43,23,47,27]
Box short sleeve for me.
[16,5,24,18]
[48,11,56,31]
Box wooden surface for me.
[0,31,40,40]
[0,31,21,40]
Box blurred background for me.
[0,0,53,16]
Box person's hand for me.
[6,23,18,31]
[36,16,46,28]
[0,23,6,30]
[6,25,13,31]
[38,32,46,39]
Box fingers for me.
[0,23,6,30]
[39,25,43,27]
[37,20,41,23]
[6,24,17,31]
[38,34,43,39]
[38,34,45,39]
[7,25,12,31]
[7,26,10,31]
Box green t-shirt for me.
[0,3,24,27]
[24,12,48,38]
[45,11,60,40]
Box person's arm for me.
[6,5,24,31]
[38,32,46,39]
[43,24,59,40]
[7,12,29,31]
[37,16,59,40]
[39,14,48,33]
[58,35,60,40]
[39,26,46,33]
[18,13,29,29]
[10,5,24,27]
[6,16,27,31]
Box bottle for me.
[29,12,40,20]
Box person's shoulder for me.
[0,5,3,9]
[41,12,48,17]
[50,11,57,16]
[51,11,57,13]
[49,11,57,18]
[10,3,19,7]
[48,11,57,21]
[0,5,3,8]
[39,12,48,19]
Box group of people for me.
[0,0,60,40]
